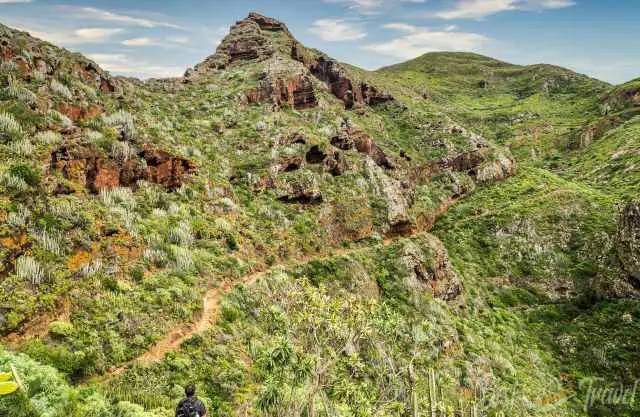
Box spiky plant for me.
[103,109,136,141]
[3,77,36,104]
[13,138,34,156]
[47,110,73,130]
[16,256,45,285]
[34,131,62,146]
[49,79,73,100]
[0,112,24,142]
[110,140,137,163]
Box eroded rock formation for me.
[51,144,196,192]
[291,43,395,109]
[246,74,318,110]
[400,236,462,302]
[331,119,394,169]
[618,200,640,284]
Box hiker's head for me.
[185,384,196,397]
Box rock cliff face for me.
[51,144,196,192]
[189,13,394,110]
[245,73,318,110]
[400,236,462,302]
[618,200,640,285]
[292,44,395,109]
[331,119,395,169]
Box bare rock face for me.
[304,146,345,176]
[246,12,290,32]
[192,19,273,72]
[365,158,411,233]
[618,201,640,283]
[331,119,394,169]
[273,156,304,173]
[51,144,196,193]
[400,236,462,302]
[139,147,198,190]
[248,74,318,110]
[437,149,515,184]
[291,42,395,109]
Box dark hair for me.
[185,384,196,397]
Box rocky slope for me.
[0,12,638,417]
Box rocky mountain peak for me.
[245,12,290,33]
[186,12,396,112]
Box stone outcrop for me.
[331,119,394,169]
[138,147,198,189]
[57,103,103,122]
[191,18,273,73]
[365,158,411,233]
[304,146,345,176]
[437,149,516,184]
[273,156,304,173]
[246,12,290,32]
[291,43,394,109]
[400,236,462,302]
[51,144,196,193]
[618,200,640,284]
[246,74,318,110]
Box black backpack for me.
[176,398,200,417]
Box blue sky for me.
[0,0,637,83]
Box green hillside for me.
[0,13,639,417]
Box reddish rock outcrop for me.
[439,150,486,175]
[276,75,318,110]
[245,74,318,110]
[331,120,394,169]
[291,43,395,109]
[139,147,197,190]
[437,149,515,184]
[51,144,196,193]
[57,103,103,122]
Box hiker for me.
[175,384,207,417]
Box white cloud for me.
[24,26,124,45]
[0,0,32,3]
[167,36,190,44]
[310,19,367,42]
[59,6,184,29]
[325,0,425,13]
[87,53,184,78]
[122,37,155,46]
[122,36,194,47]
[74,28,123,41]
[364,23,489,59]
[444,25,459,31]
[433,0,575,19]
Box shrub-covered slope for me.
[0,12,639,417]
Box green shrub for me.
[48,321,75,338]
[8,164,40,187]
